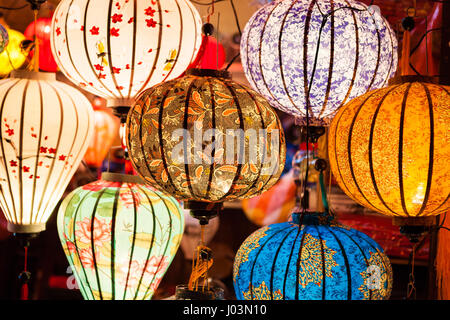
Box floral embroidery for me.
[90,26,99,35]
[111,14,123,23]
[146,19,157,28]
[359,251,392,300]
[145,7,156,16]
[75,217,112,245]
[110,27,120,37]
[243,281,283,300]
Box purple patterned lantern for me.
[241,0,398,126]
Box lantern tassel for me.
[19,246,31,300]
[188,225,213,292]
[437,214,450,300]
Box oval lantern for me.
[241,0,398,125]
[84,106,120,168]
[0,29,27,77]
[328,76,449,220]
[233,212,393,300]
[0,70,94,233]
[57,172,184,300]
[0,24,9,54]
[126,68,286,202]
[24,17,59,72]
[51,0,203,107]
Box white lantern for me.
[241,0,398,125]
[50,0,203,108]
[0,71,94,233]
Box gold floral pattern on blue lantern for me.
[243,281,283,300]
[359,250,393,300]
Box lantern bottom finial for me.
[392,216,436,243]
[7,222,45,234]
[184,201,223,225]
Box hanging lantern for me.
[233,212,393,300]
[126,68,286,203]
[0,29,28,77]
[84,106,120,168]
[240,0,398,125]
[24,17,59,72]
[328,76,449,227]
[0,70,94,233]
[50,0,203,110]
[0,24,8,54]
[57,172,184,300]
[198,36,226,70]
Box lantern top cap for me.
[10,70,56,81]
[291,211,337,226]
[388,75,438,85]
[186,68,231,79]
[101,172,145,185]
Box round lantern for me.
[241,0,398,125]
[51,0,203,107]
[126,68,286,202]
[233,212,393,300]
[328,76,449,220]
[24,17,59,72]
[0,70,94,233]
[0,24,8,54]
[0,29,27,77]
[84,106,120,168]
[57,172,184,300]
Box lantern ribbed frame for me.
[57,172,184,300]
[0,71,94,233]
[126,69,286,202]
[241,0,398,125]
[233,212,393,300]
[51,0,202,104]
[328,77,450,218]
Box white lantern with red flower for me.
[0,70,94,234]
[57,172,184,300]
[50,0,202,112]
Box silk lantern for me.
[57,172,184,300]
[24,17,59,72]
[0,24,8,54]
[126,68,286,203]
[328,76,449,221]
[0,29,27,77]
[0,70,94,233]
[51,0,203,109]
[233,212,393,300]
[84,106,120,168]
[241,0,398,125]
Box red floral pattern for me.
[75,217,112,245]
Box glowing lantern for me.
[126,68,286,202]
[0,29,27,77]
[241,0,398,125]
[51,0,203,109]
[328,76,449,220]
[84,106,120,168]
[233,212,393,300]
[24,17,59,72]
[57,172,184,300]
[0,70,94,233]
[0,24,8,54]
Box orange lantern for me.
[84,104,119,168]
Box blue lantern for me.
[233,212,393,300]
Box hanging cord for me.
[406,242,419,300]
[19,245,31,300]
[224,0,243,71]
[32,9,39,72]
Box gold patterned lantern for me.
[328,76,449,224]
[126,69,286,205]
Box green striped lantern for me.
[57,172,184,300]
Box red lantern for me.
[24,17,58,72]
[199,36,226,70]
[84,105,120,168]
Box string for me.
[407,243,417,300]
[20,246,29,300]
[33,9,39,72]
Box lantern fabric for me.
[0,71,94,233]
[241,0,398,125]
[84,106,120,167]
[57,172,184,300]
[51,0,202,106]
[24,17,59,72]
[126,69,286,202]
[233,212,393,300]
[0,29,27,77]
[0,24,8,54]
[328,77,449,218]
